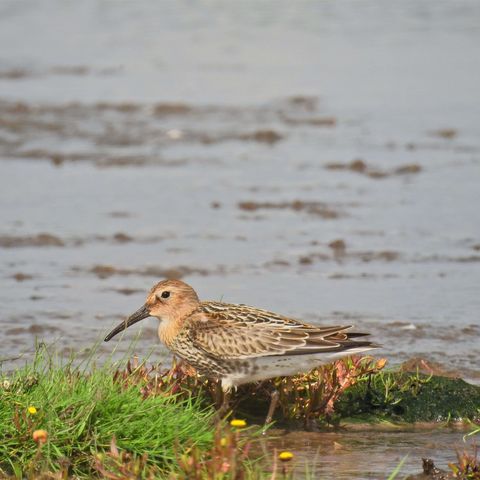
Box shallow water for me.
[262,427,474,479]
[0,1,479,475]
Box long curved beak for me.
[104,305,151,342]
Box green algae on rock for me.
[336,371,480,423]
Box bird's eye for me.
[161,291,170,299]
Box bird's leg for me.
[264,388,280,426]
[216,388,231,420]
[213,380,223,409]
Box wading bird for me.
[105,279,377,423]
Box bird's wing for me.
[186,301,358,359]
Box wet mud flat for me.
[1,90,479,378]
[1,97,479,377]
[1,1,480,376]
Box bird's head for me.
[104,279,200,342]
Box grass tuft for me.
[0,346,214,477]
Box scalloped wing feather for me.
[186,301,360,359]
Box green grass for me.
[0,346,215,477]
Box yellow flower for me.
[278,451,294,462]
[230,419,247,428]
[27,406,37,415]
[32,429,48,444]
[220,437,227,447]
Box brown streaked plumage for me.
[104,279,379,393]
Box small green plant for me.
[273,356,386,424]
[228,356,387,426]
